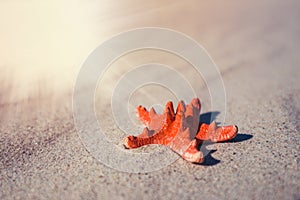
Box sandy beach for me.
[1,0,300,199]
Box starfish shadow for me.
[224,133,253,143]
[196,112,253,166]
[196,133,253,166]
[199,111,220,124]
[198,149,220,166]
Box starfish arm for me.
[209,124,238,142]
[124,101,184,149]
[123,128,153,148]
[195,123,210,140]
[195,122,238,142]
[182,139,204,163]
[123,125,176,148]
[165,101,175,119]
[168,99,202,156]
[136,105,150,126]
[136,101,175,126]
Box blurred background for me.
[1,0,298,104]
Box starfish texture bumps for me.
[123,98,238,163]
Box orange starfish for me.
[123,98,238,163]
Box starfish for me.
[123,98,238,163]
